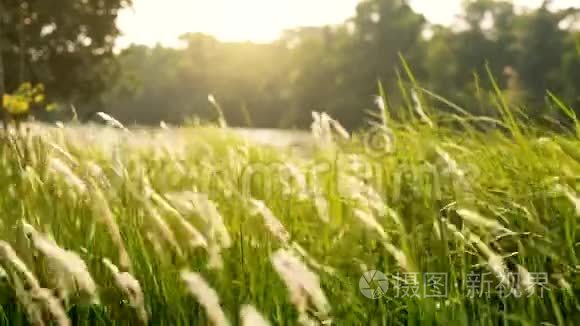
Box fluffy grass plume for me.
[0,104,577,325]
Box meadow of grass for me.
[0,100,578,325]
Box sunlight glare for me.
[117,0,359,48]
[117,0,580,49]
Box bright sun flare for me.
[116,0,359,48]
[117,0,579,49]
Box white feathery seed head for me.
[339,174,386,216]
[91,184,132,271]
[313,194,330,224]
[271,249,331,322]
[435,147,465,179]
[250,199,291,244]
[49,157,87,194]
[311,112,334,147]
[152,192,208,249]
[142,199,183,257]
[208,94,217,106]
[48,143,78,166]
[411,89,433,128]
[353,209,388,240]
[240,305,271,326]
[0,241,70,326]
[456,209,511,233]
[516,265,534,296]
[329,118,350,140]
[291,243,336,276]
[181,270,230,326]
[281,164,309,200]
[32,288,71,326]
[382,242,411,272]
[96,112,128,131]
[192,193,232,248]
[469,233,510,286]
[22,222,98,301]
[555,185,580,216]
[103,258,148,324]
[374,95,386,113]
[0,241,40,289]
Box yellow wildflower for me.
[34,94,45,104]
[3,94,30,114]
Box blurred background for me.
[1,0,579,130]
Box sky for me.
[116,0,579,48]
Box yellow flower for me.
[34,94,45,104]
[2,83,50,116]
[46,103,58,112]
[3,94,30,114]
[19,82,32,92]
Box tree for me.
[99,0,580,130]
[278,26,351,128]
[0,0,6,127]
[0,0,132,115]
[338,0,426,127]
[515,2,579,116]
[424,0,519,115]
[560,32,580,113]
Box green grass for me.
[0,109,578,325]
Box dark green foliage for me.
[0,0,132,105]
[96,0,580,130]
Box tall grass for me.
[0,95,578,325]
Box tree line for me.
[1,0,580,130]
[0,0,129,124]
